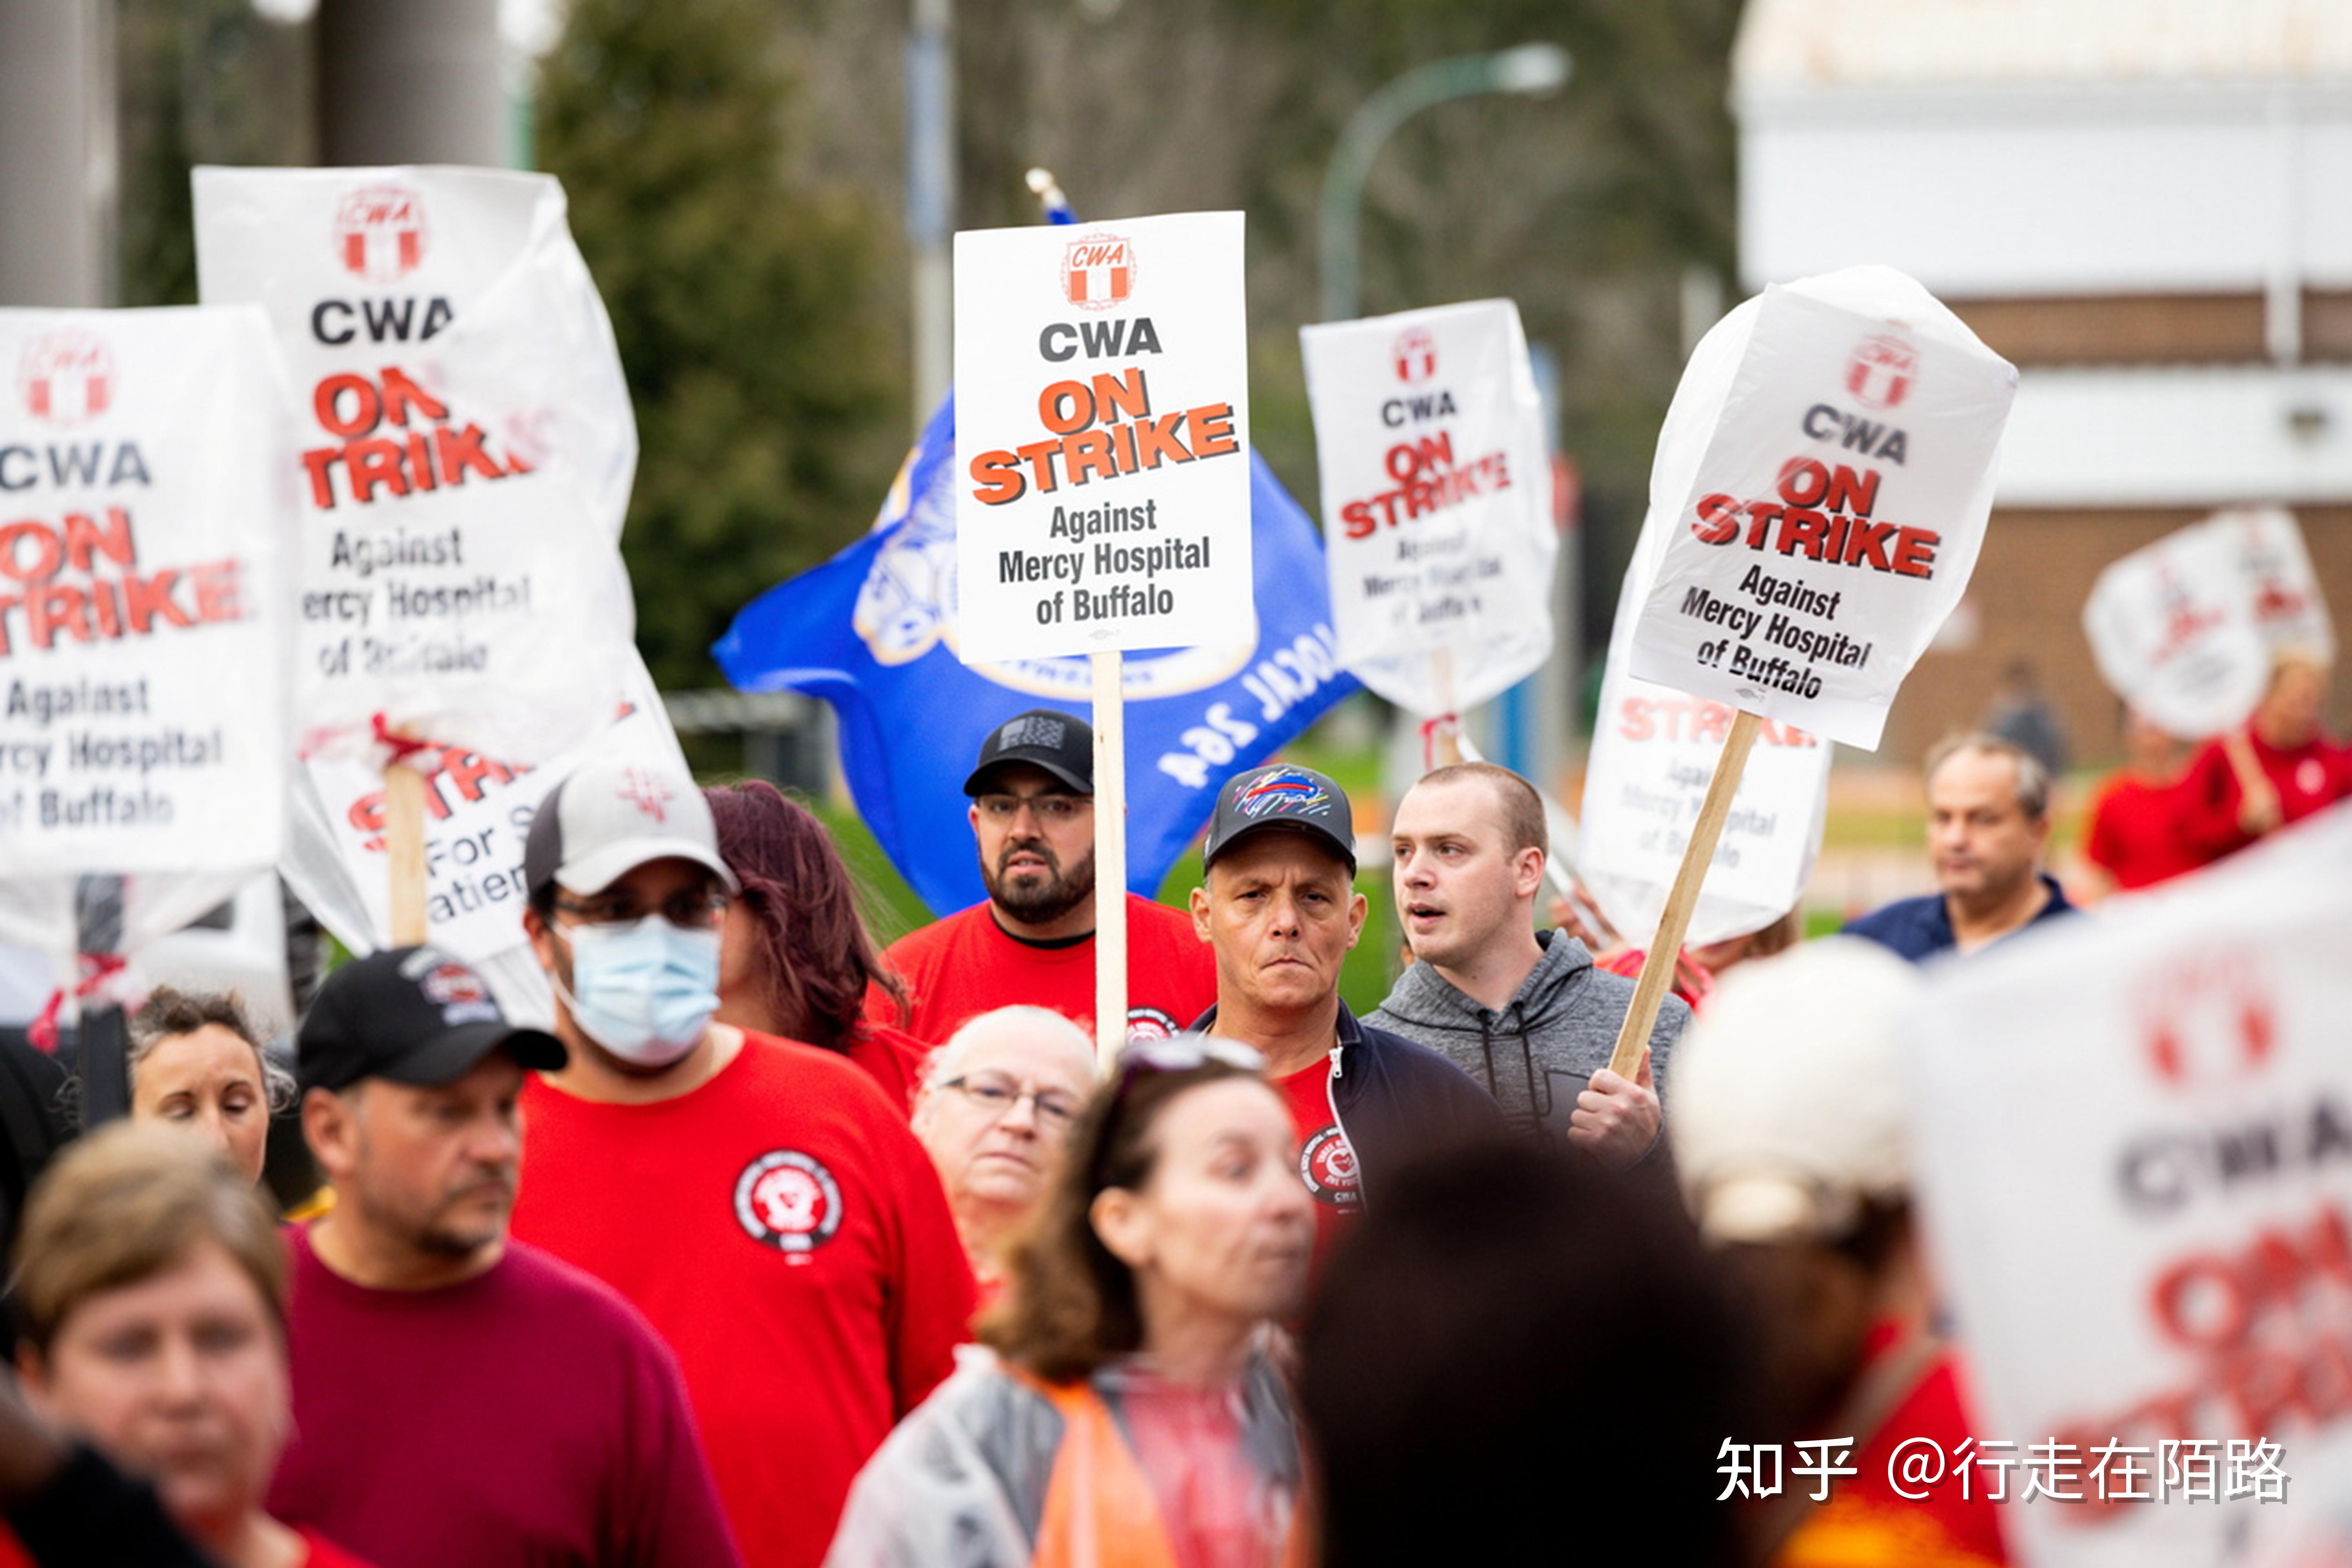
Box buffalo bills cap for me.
[298,946,565,1094]
[1201,764,1357,873]
[963,708,1094,797]
[523,755,738,900]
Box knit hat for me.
[1667,938,1922,1244]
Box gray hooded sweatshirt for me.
[1366,930,1689,1145]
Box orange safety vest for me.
[1026,1372,1312,1568]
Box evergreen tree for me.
[537,0,901,691]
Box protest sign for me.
[192,165,637,766]
[1599,265,2015,1076]
[1299,299,1552,717]
[715,394,1358,918]
[1626,267,2017,753]
[0,306,296,919]
[2084,523,2271,742]
[280,648,683,971]
[952,211,1252,664]
[953,209,1254,1060]
[1909,804,2352,1568]
[2211,507,2333,663]
[1578,563,1831,949]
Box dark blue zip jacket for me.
[1192,1000,1503,1207]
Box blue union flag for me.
[714,394,1359,916]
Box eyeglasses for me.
[939,1073,1085,1129]
[553,891,731,931]
[975,791,1090,825]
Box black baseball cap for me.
[298,946,566,1094]
[963,708,1094,796]
[1201,764,1358,873]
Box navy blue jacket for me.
[1193,1000,1503,1206]
[1842,872,2077,963]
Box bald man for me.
[910,1007,1100,1290]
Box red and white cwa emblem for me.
[18,332,114,426]
[1061,234,1134,312]
[1844,334,1919,410]
[734,1151,844,1256]
[616,768,673,823]
[2142,954,2275,1088]
[334,185,428,283]
[1392,327,1437,384]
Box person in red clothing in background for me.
[2176,651,2352,868]
[707,780,925,1113]
[2082,706,2197,895]
[271,947,740,1568]
[1672,940,2010,1567]
[875,709,1217,1046]
[511,757,976,1568]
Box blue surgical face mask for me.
[553,918,722,1068]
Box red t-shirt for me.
[1776,1325,2010,1566]
[2176,729,2352,866]
[512,1032,977,1568]
[269,1228,740,1568]
[843,1020,927,1116]
[1274,1054,1360,1281]
[2083,770,2199,891]
[876,893,1218,1046]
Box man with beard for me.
[877,709,1218,1044]
[508,757,973,1568]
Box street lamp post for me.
[1316,42,1570,325]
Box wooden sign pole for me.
[1605,708,1760,1079]
[385,759,430,946]
[1091,650,1129,1072]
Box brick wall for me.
[1880,504,2352,770]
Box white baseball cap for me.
[523,755,739,899]
[1666,938,1921,1245]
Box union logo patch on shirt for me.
[733,1150,844,1257]
[1298,1125,1361,1208]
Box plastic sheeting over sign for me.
[194,164,638,765]
[1626,266,2016,751]
[0,305,298,961]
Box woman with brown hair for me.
[705,780,927,1111]
[6,1123,372,1568]
[824,1039,1316,1568]
[121,989,294,1186]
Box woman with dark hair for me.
[704,780,927,1111]
[824,1040,1316,1568]
[121,989,294,1187]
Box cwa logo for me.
[1061,234,1134,312]
[334,185,428,283]
[1844,334,1919,410]
[18,331,114,425]
[2142,952,2275,1089]
[1392,327,1437,385]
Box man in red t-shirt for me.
[2176,654,2352,869]
[877,709,1217,1045]
[509,757,976,1568]
[2082,707,2198,894]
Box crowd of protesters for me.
[0,658,2345,1568]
